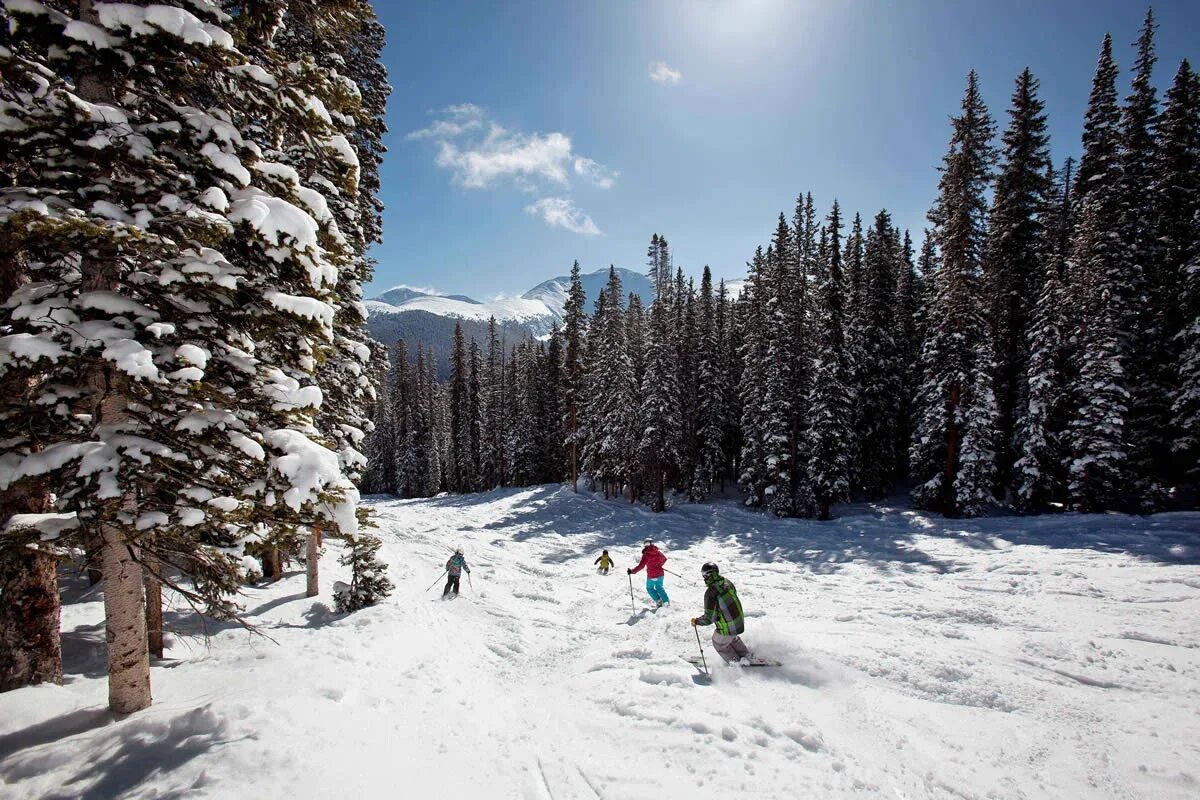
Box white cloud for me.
[649,61,682,85]
[408,106,616,192]
[524,197,601,236]
[406,103,484,140]
[573,157,619,189]
[436,125,573,188]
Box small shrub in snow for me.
[334,534,393,613]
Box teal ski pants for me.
[646,576,669,605]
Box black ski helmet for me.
[701,562,719,579]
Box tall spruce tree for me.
[639,296,681,512]
[1065,35,1134,512]
[692,267,726,500]
[560,262,587,490]
[807,213,854,520]
[857,210,902,499]
[981,68,1053,499]
[1013,161,1075,510]
[1158,62,1200,488]
[911,71,999,517]
[1119,11,1170,507]
[738,247,770,506]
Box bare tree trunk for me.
[0,547,62,691]
[305,525,320,598]
[101,521,151,713]
[143,552,163,660]
[85,531,103,585]
[270,547,283,583]
[0,466,62,691]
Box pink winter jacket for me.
[631,545,667,579]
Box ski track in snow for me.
[1,486,1199,799]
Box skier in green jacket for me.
[690,562,752,663]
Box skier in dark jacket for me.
[443,548,470,596]
[691,562,752,663]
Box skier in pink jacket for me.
[628,538,670,607]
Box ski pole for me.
[693,622,709,675]
[663,568,693,584]
[426,570,447,592]
[467,571,474,592]
[627,571,636,613]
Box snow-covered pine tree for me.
[507,339,540,486]
[624,293,647,502]
[447,323,472,492]
[639,293,681,512]
[692,267,726,500]
[761,219,799,516]
[333,529,393,613]
[359,339,397,494]
[581,268,633,497]
[0,0,373,710]
[675,273,700,497]
[1013,161,1074,511]
[1157,62,1200,490]
[1177,244,1200,491]
[391,340,419,497]
[468,338,483,490]
[480,317,505,488]
[857,210,902,499]
[806,210,854,520]
[560,262,587,490]
[911,71,998,517]
[981,68,1053,501]
[270,0,389,601]
[841,212,867,495]
[413,346,442,495]
[716,279,741,489]
[647,233,673,302]
[786,194,817,515]
[738,247,770,506]
[956,336,1001,516]
[541,329,565,482]
[1118,11,1170,508]
[894,229,923,478]
[1065,35,1135,512]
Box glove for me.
[690,618,699,626]
[626,568,632,574]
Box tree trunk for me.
[0,547,62,692]
[101,522,151,713]
[0,469,62,691]
[142,552,163,660]
[818,499,831,521]
[270,547,283,582]
[306,526,320,598]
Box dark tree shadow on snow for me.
[472,484,1200,571]
[0,705,241,799]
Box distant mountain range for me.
[364,267,655,375]
[364,267,747,377]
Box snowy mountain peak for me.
[522,266,655,318]
[365,267,656,340]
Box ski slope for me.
[2,487,1198,799]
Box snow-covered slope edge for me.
[3,488,1196,799]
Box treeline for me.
[363,11,1199,520]
[0,3,391,709]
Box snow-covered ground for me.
[2,487,1199,799]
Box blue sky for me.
[367,0,1199,299]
